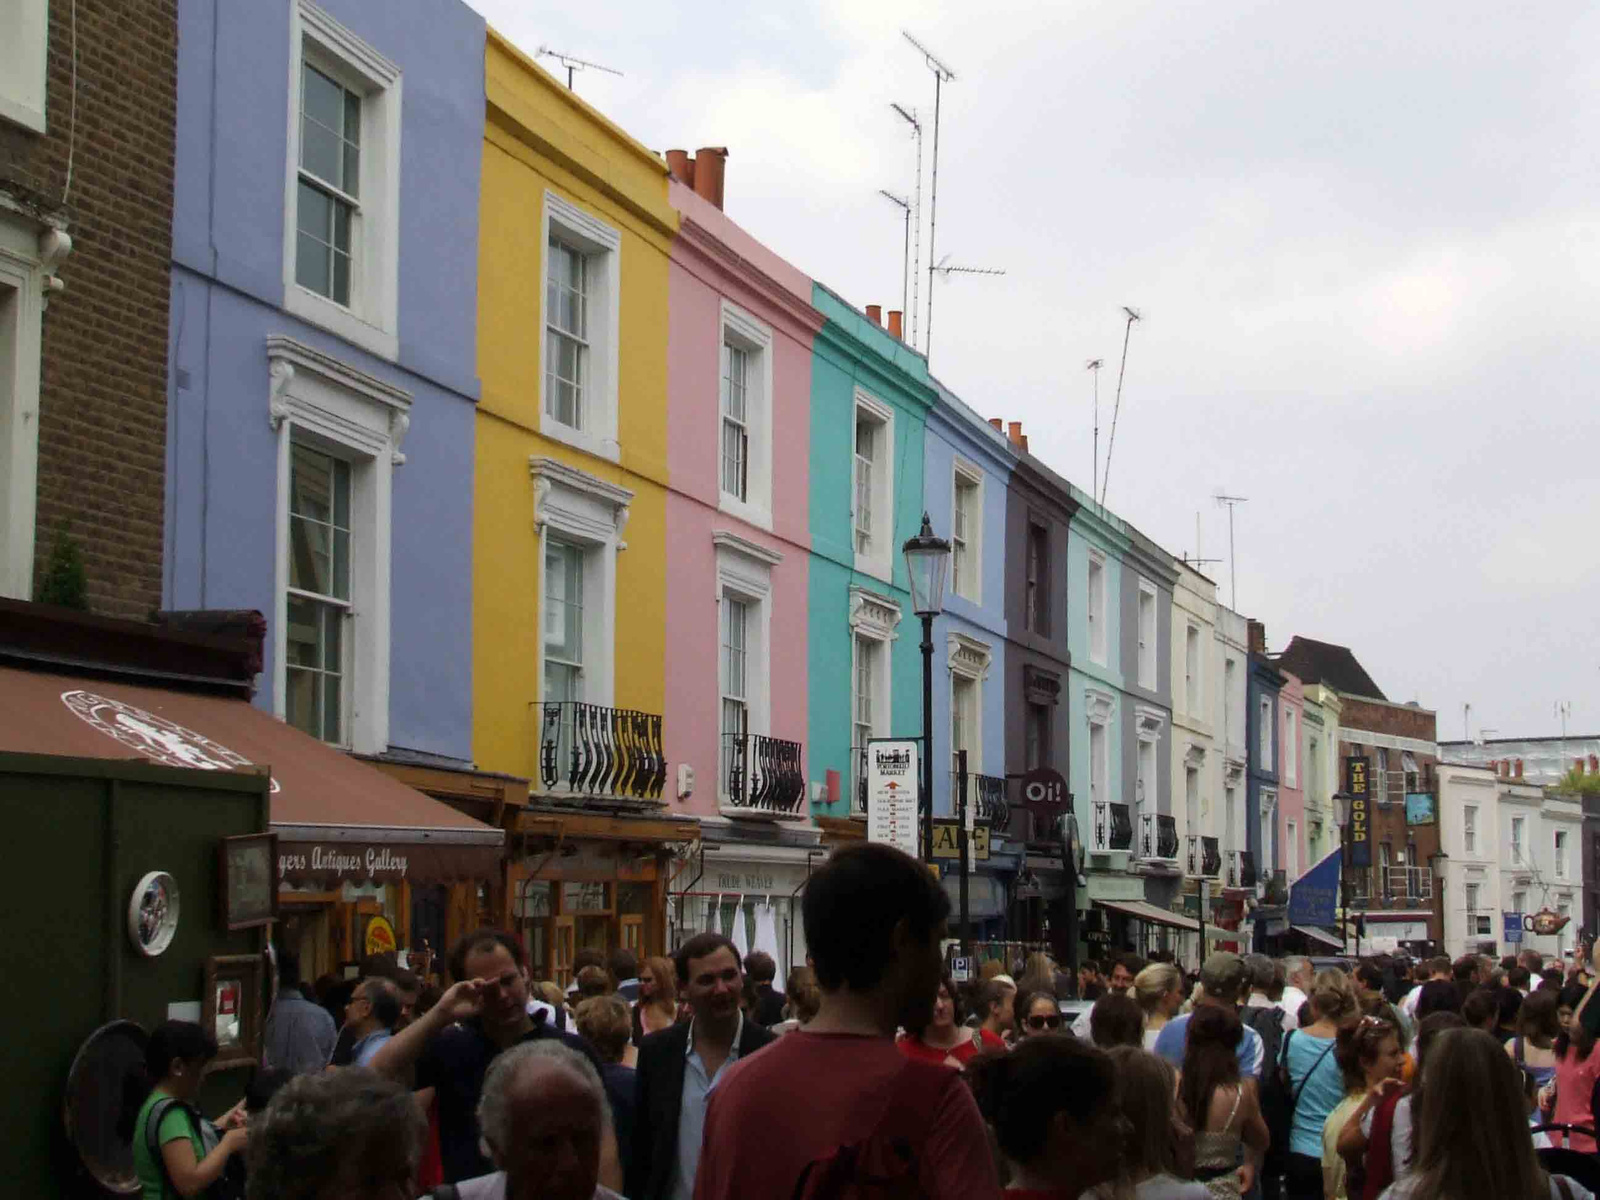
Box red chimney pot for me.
[664,149,694,188]
[865,304,882,326]
[692,146,728,210]
[887,310,903,339]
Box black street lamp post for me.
[903,513,950,864]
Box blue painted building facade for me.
[165,0,484,763]
[1247,651,1285,893]
[923,381,1014,931]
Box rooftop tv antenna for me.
[878,190,912,320]
[889,103,923,345]
[1097,306,1142,508]
[902,31,956,359]
[1086,359,1103,505]
[1184,512,1223,570]
[1214,490,1249,609]
[536,46,623,91]
[931,254,1005,280]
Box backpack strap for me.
[144,1097,193,1200]
[1292,1039,1336,1109]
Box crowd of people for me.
[120,852,1600,1200]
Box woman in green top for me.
[124,1020,248,1199]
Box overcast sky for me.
[468,0,1600,741]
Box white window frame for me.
[1465,881,1480,913]
[1261,787,1278,871]
[1556,829,1569,879]
[1089,717,1110,841]
[1511,815,1526,865]
[851,390,894,580]
[947,632,992,780]
[1464,805,1478,855]
[850,587,901,805]
[1136,578,1157,689]
[1184,623,1201,717]
[714,532,780,807]
[1259,695,1273,771]
[0,216,57,600]
[268,336,410,754]
[717,300,774,529]
[1287,818,1299,880]
[1513,889,1527,915]
[1283,707,1298,788]
[0,0,48,133]
[1135,707,1163,854]
[539,191,622,462]
[1087,549,1108,666]
[282,1,402,361]
[950,458,983,604]
[531,456,633,710]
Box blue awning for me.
[1288,848,1341,926]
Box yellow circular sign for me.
[364,915,396,957]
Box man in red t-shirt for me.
[693,843,1001,1200]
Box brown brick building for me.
[1278,636,1443,951]
[0,0,178,618]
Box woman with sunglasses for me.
[1013,988,1064,1040]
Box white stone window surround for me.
[0,0,48,134]
[267,335,410,755]
[714,531,780,800]
[851,389,895,582]
[1087,547,1108,666]
[950,456,983,604]
[946,631,992,776]
[717,300,774,530]
[282,0,403,362]
[849,585,901,745]
[1136,576,1158,690]
[531,455,632,709]
[0,216,68,600]
[540,190,622,463]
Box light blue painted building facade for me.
[164,0,484,763]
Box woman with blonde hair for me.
[1377,1027,1592,1199]
[1283,971,1361,1200]
[1095,1045,1209,1198]
[1137,963,1186,1049]
[634,955,679,1041]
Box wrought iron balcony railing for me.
[1135,812,1180,860]
[723,733,806,816]
[1376,864,1434,903]
[949,772,1010,832]
[1237,849,1258,889]
[1094,800,1134,851]
[1187,834,1200,875]
[1202,836,1222,878]
[538,702,666,802]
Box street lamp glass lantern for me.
[903,511,951,618]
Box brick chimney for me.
[1515,758,1524,779]
[1248,620,1267,655]
[865,304,882,326]
[989,418,1002,431]
[1590,754,1598,774]
[665,149,694,188]
[1006,421,1024,450]
[887,310,903,339]
[692,147,727,210]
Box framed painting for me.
[219,833,278,931]
[203,953,265,1072]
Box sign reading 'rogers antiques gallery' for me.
[277,845,410,881]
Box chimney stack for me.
[1248,620,1267,655]
[865,304,882,326]
[988,418,1003,431]
[664,149,694,188]
[692,146,728,210]
[1589,754,1598,774]
[1515,758,1524,779]
[1006,421,1024,449]
[887,310,903,339]
[1020,434,1030,452]
[1578,758,1587,776]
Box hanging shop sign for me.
[930,820,991,861]
[866,738,919,858]
[1345,755,1371,869]
[364,914,397,956]
[1404,793,1436,825]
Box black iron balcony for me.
[723,733,806,816]
[1094,800,1134,851]
[1239,850,1258,889]
[1187,834,1200,874]
[538,702,666,802]
[1157,814,1179,859]
[1202,836,1222,878]
[949,772,1010,832]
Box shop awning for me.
[0,666,503,885]
[1096,898,1202,934]
[1292,924,1346,951]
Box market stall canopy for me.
[1095,898,1202,934]
[0,666,503,886]
[1292,924,1346,951]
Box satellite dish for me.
[63,1020,148,1194]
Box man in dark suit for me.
[627,932,775,1200]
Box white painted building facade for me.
[1214,606,1249,888]
[1172,564,1219,882]
[1438,763,1501,956]
[1498,782,1585,961]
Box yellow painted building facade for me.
[473,31,690,981]
[473,30,676,777]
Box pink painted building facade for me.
[664,173,823,970]
[1278,669,1308,885]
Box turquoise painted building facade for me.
[806,288,931,818]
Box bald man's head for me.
[477,1043,606,1200]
